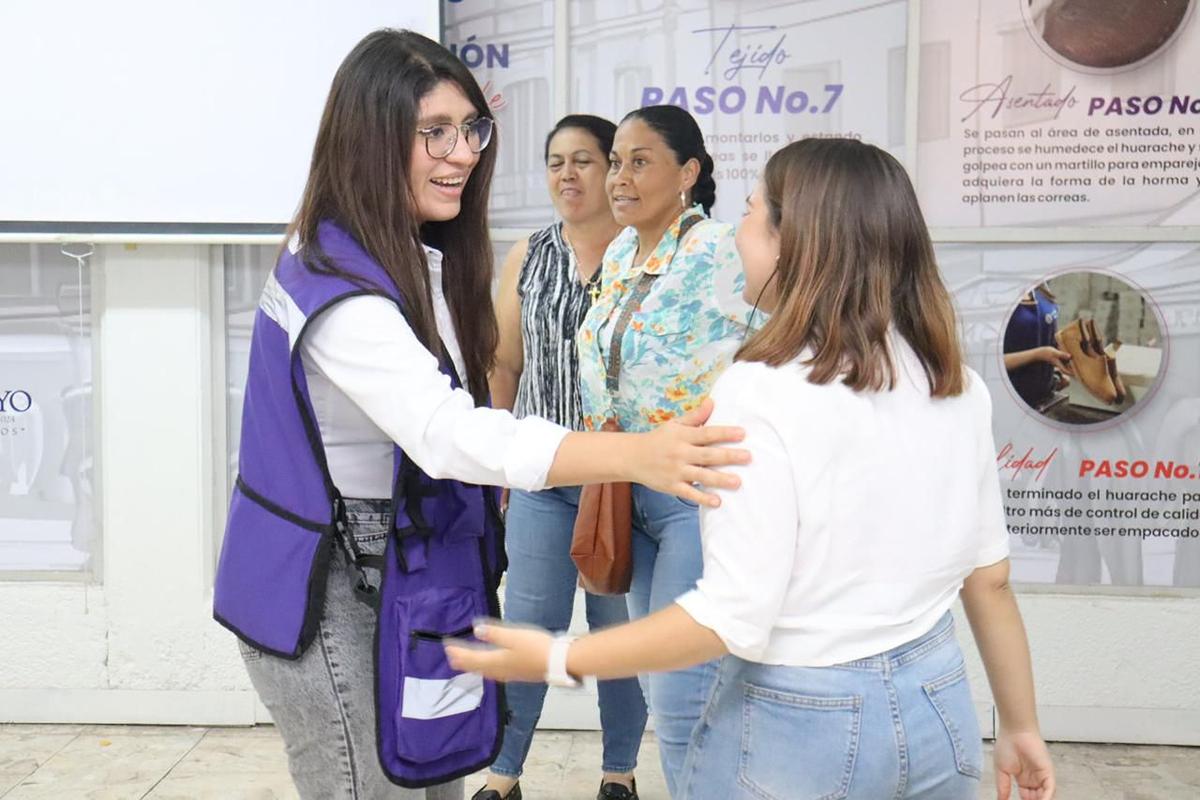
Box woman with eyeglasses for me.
[215,31,748,800]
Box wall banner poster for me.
[951,240,1200,586]
[919,0,1200,228]
[0,246,95,572]
[444,1,557,228]
[568,0,907,224]
[441,1,1200,589]
[447,0,906,227]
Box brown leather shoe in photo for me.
[1057,318,1090,357]
[1056,319,1119,404]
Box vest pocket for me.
[393,586,485,763]
[394,482,485,565]
[214,481,333,658]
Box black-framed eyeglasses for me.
[416,117,494,158]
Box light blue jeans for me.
[677,612,983,800]
[627,485,719,798]
[492,487,648,778]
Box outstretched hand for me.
[444,620,554,683]
[633,397,749,507]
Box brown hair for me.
[737,138,965,397]
[287,29,497,404]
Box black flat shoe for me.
[470,782,521,800]
[597,778,638,800]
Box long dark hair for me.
[543,114,617,162]
[620,105,716,214]
[287,28,497,404]
[737,138,965,398]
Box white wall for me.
[963,593,1200,744]
[0,244,260,725]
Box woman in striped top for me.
[477,115,648,800]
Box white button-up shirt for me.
[676,337,1010,666]
[299,246,568,499]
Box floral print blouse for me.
[577,205,753,432]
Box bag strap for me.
[332,496,386,608]
[604,272,656,396]
[604,213,703,395]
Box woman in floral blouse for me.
[576,104,753,797]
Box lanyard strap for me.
[603,214,702,396]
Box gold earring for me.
[679,190,687,209]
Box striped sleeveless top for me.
[513,222,600,430]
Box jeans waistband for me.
[839,612,957,671]
[343,497,390,525]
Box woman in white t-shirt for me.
[448,138,1056,800]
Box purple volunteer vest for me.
[213,221,505,787]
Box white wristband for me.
[545,634,582,688]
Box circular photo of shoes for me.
[1024,0,1194,72]
[1001,271,1165,427]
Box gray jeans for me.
[240,499,464,800]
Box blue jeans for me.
[627,485,720,798]
[678,613,983,800]
[492,487,648,778]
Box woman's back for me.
[450,137,1055,800]
[679,334,1008,667]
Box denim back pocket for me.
[738,682,862,800]
[922,663,983,779]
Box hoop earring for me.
[679,190,687,209]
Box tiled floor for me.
[0,724,1196,799]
